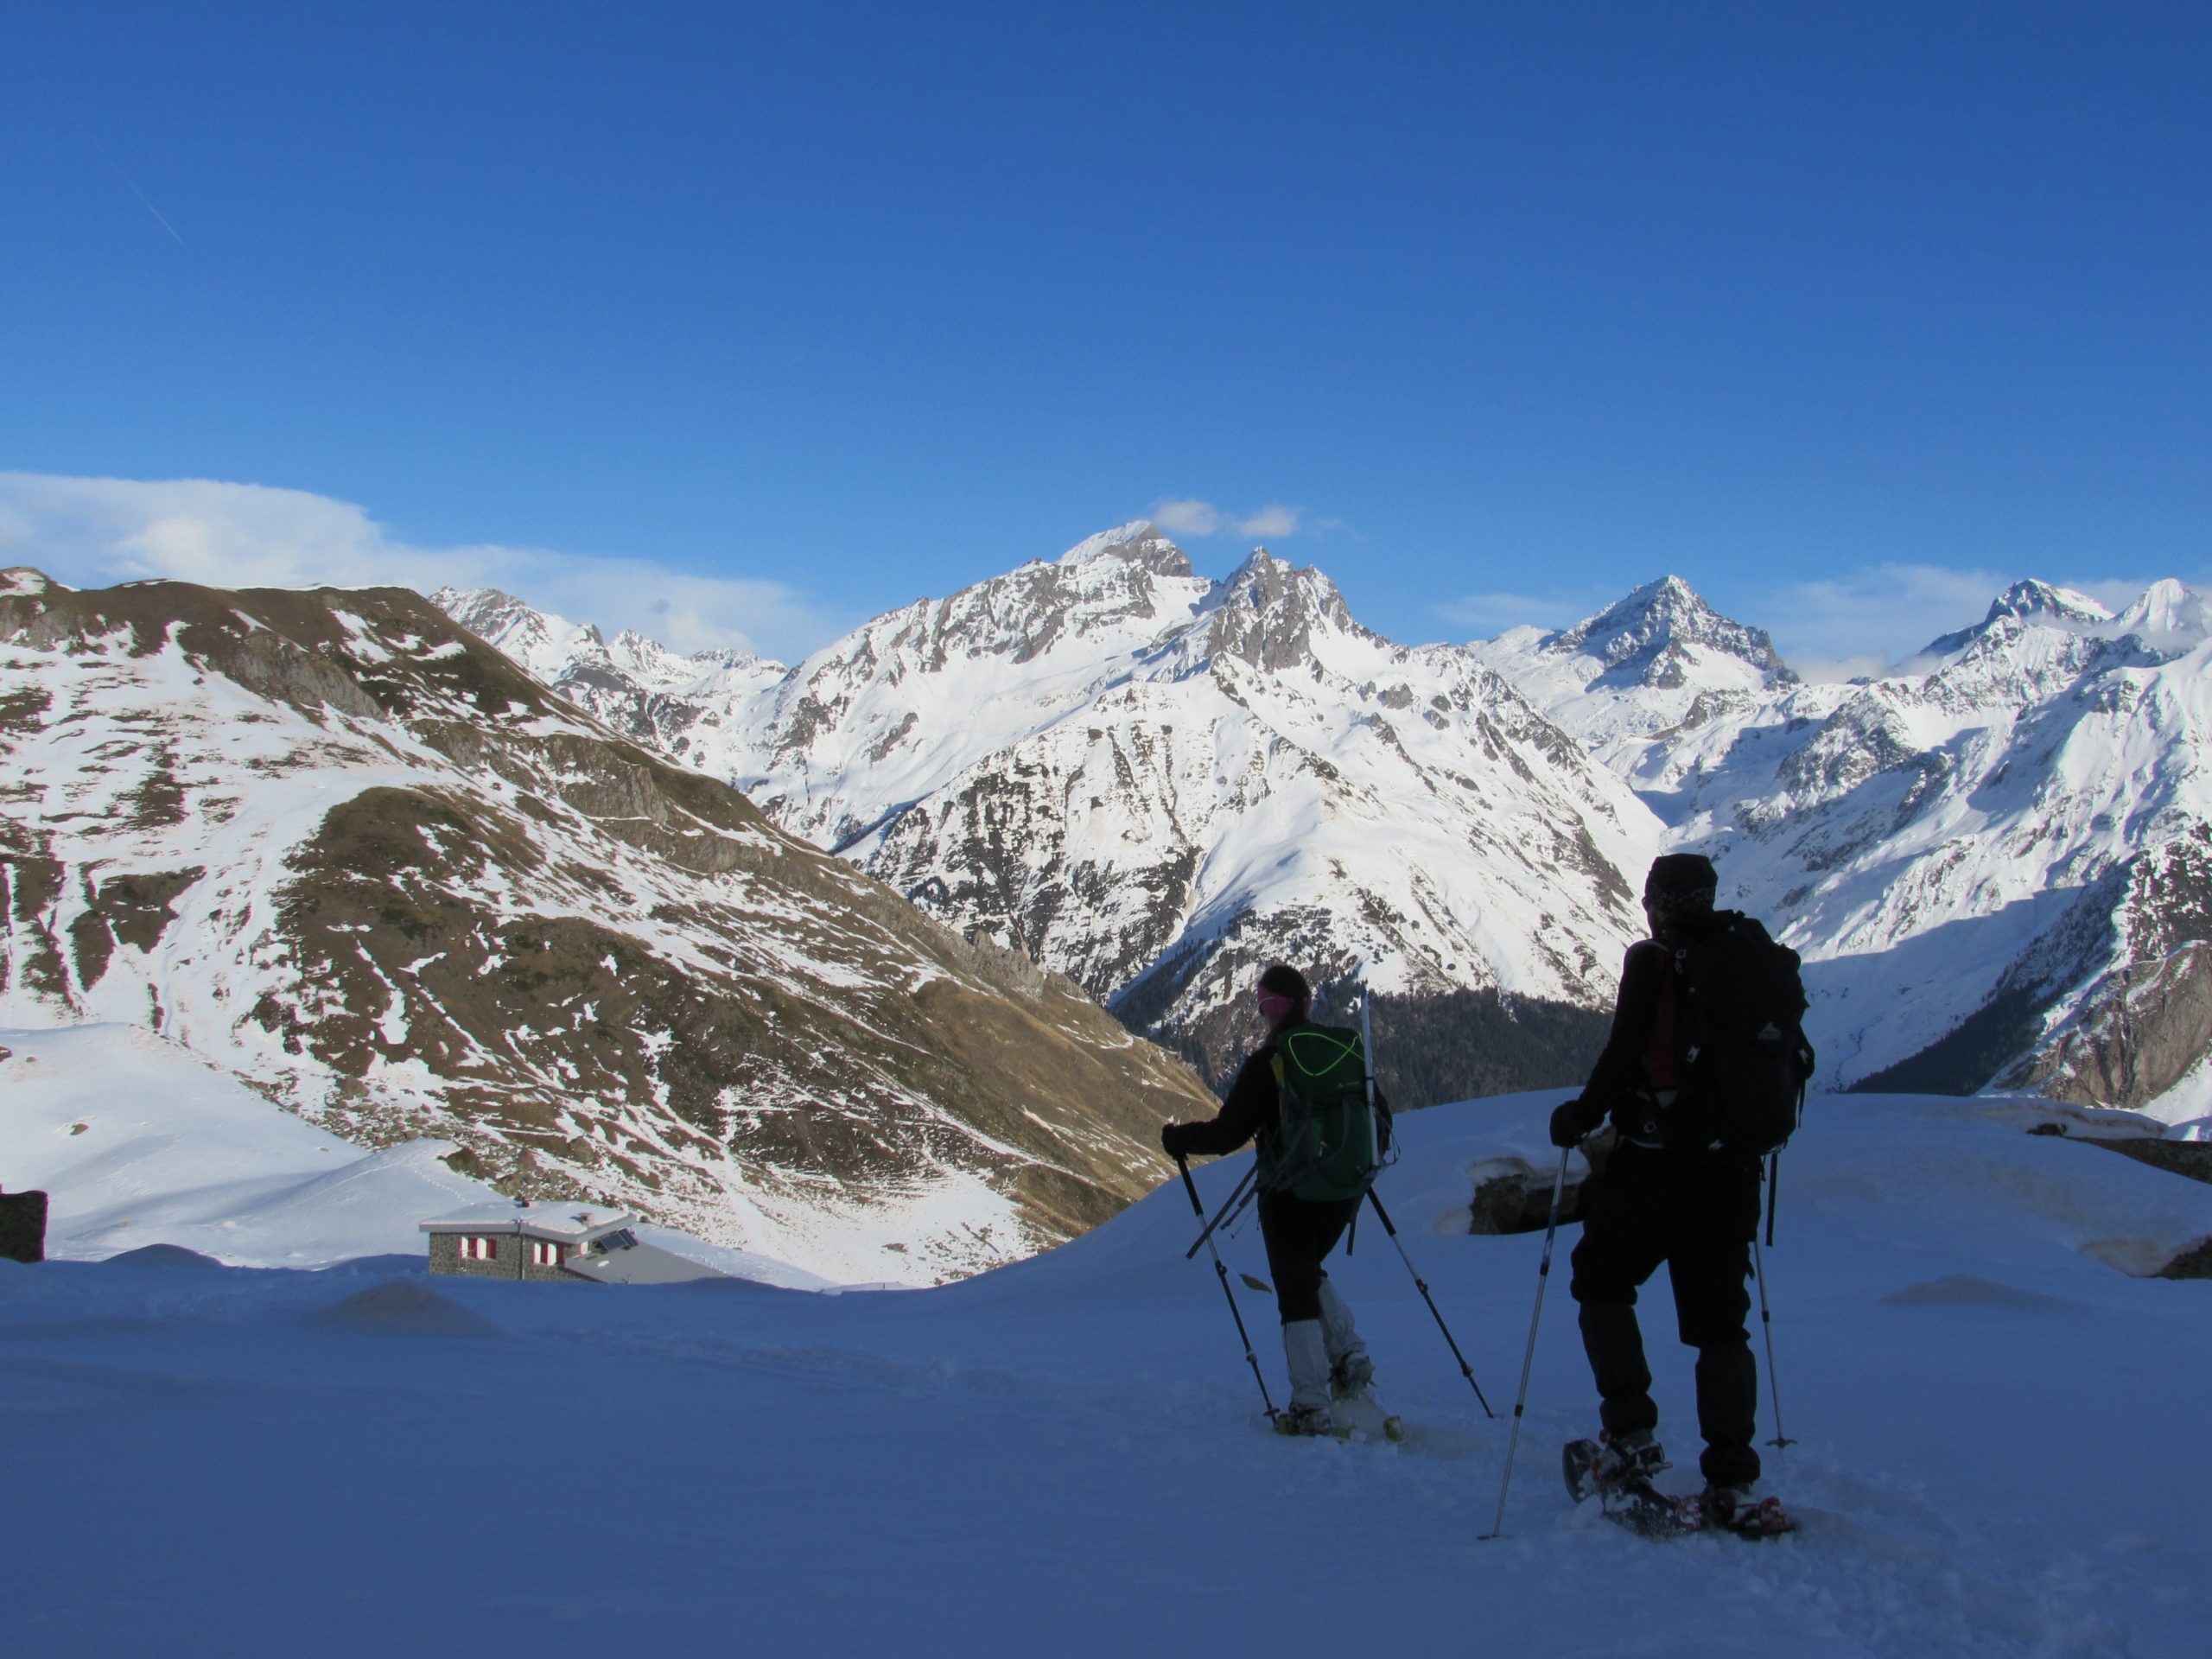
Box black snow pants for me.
[1568,1140,1764,1488]
[1256,1189,1361,1325]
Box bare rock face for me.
[0,574,1215,1283]
[1993,825,2212,1110]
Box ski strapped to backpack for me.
[1651,914,1817,1160]
[1259,1021,1393,1201]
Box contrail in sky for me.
[54,94,187,247]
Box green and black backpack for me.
[1258,1021,1389,1202]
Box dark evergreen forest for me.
[1139,982,1611,1109]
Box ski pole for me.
[1185,1160,1262,1261]
[1751,1230,1795,1450]
[1177,1155,1278,1421]
[1364,1189,1494,1418]
[1481,1146,1571,1541]
[1764,1150,1781,1249]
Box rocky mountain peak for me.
[1197,549,1358,671]
[1916,580,2117,661]
[1548,575,1793,690]
[1991,580,2113,629]
[1054,520,1195,579]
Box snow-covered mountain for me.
[440,524,1660,1082]
[1470,574,1800,781]
[1479,575,2212,1120]
[429,532,2212,1122]
[0,568,1215,1284]
[432,584,785,756]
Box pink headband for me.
[1255,986,1300,1022]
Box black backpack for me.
[1657,914,1815,1159]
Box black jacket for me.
[1177,1045,1281,1159]
[1569,910,1744,1141]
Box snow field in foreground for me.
[3,1081,2209,1656]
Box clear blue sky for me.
[3,2,2207,671]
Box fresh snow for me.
[3,1077,2208,1655]
[0,1024,826,1288]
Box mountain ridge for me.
[0,567,1217,1284]
[433,537,2212,1121]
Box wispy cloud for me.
[2054,575,2168,614]
[1149,498,1228,537]
[1148,498,1311,541]
[1236,504,1301,539]
[1766,562,2012,680]
[1436,585,1614,638]
[0,473,843,664]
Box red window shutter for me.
[486,1236,498,1260]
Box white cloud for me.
[0,473,844,664]
[1764,562,2013,676]
[1784,652,1896,685]
[1147,498,1312,542]
[1148,499,1228,538]
[1436,586,1614,638]
[1235,504,1301,539]
[2055,575,2168,614]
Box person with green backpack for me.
[1161,963,1384,1436]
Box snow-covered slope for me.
[439,524,1660,1079]
[432,583,785,753]
[0,1024,826,1285]
[1471,574,1799,772]
[5,1088,2207,1656]
[1476,576,2212,1117]
[0,571,1216,1285]
[432,539,2212,1117]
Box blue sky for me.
[3,2,2206,672]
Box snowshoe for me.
[1329,1389,1407,1444]
[1699,1485,1797,1539]
[1562,1433,1669,1504]
[1602,1478,1700,1538]
[1273,1403,1334,1438]
[1329,1352,1376,1402]
[1564,1434,1699,1537]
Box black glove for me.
[1548,1098,1593,1148]
[1160,1122,1192,1160]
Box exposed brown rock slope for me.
[0,569,1213,1282]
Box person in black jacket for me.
[1160,963,1372,1435]
[1549,853,1768,1529]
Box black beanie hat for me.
[1644,853,1719,911]
[1257,963,1312,1006]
